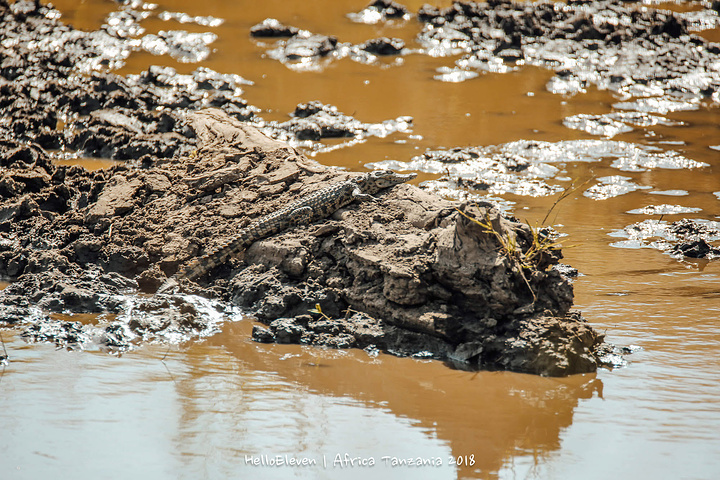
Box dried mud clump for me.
[243,188,600,376]
[261,101,413,150]
[250,18,301,38]
[360,37,406,55]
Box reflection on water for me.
[0,326,602,479]
[213,322,603,478]
[5,0,720,478]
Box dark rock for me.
[672,239,715,259]
[361,37,405,55]
[250,18,300,38]
[269,317,306,343]
[350,0,409,22]
[252,324,276,343]
[283,32,338,59]
[367,0,408,18]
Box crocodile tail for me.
[180,234,250,281]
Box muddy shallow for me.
[1,0,720,479]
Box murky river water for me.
[2,0,720,478]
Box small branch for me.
[541,175,595,225]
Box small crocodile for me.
[156,169,416,294]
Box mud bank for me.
[0,0,615,375]
[0,105,608,375]
[416,0,720,101]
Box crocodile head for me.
[356,169,417,194]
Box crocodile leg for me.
[351,187,378,203]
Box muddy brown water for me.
[2,0,720,479]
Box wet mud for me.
[0,0,410,164]
[3,0,719,376]
[0,0,610,375]
[610,218,720,260]
[255,0,720,108]
[251,0,719,256]
[370,138,707,202]
[0,99,606,375]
